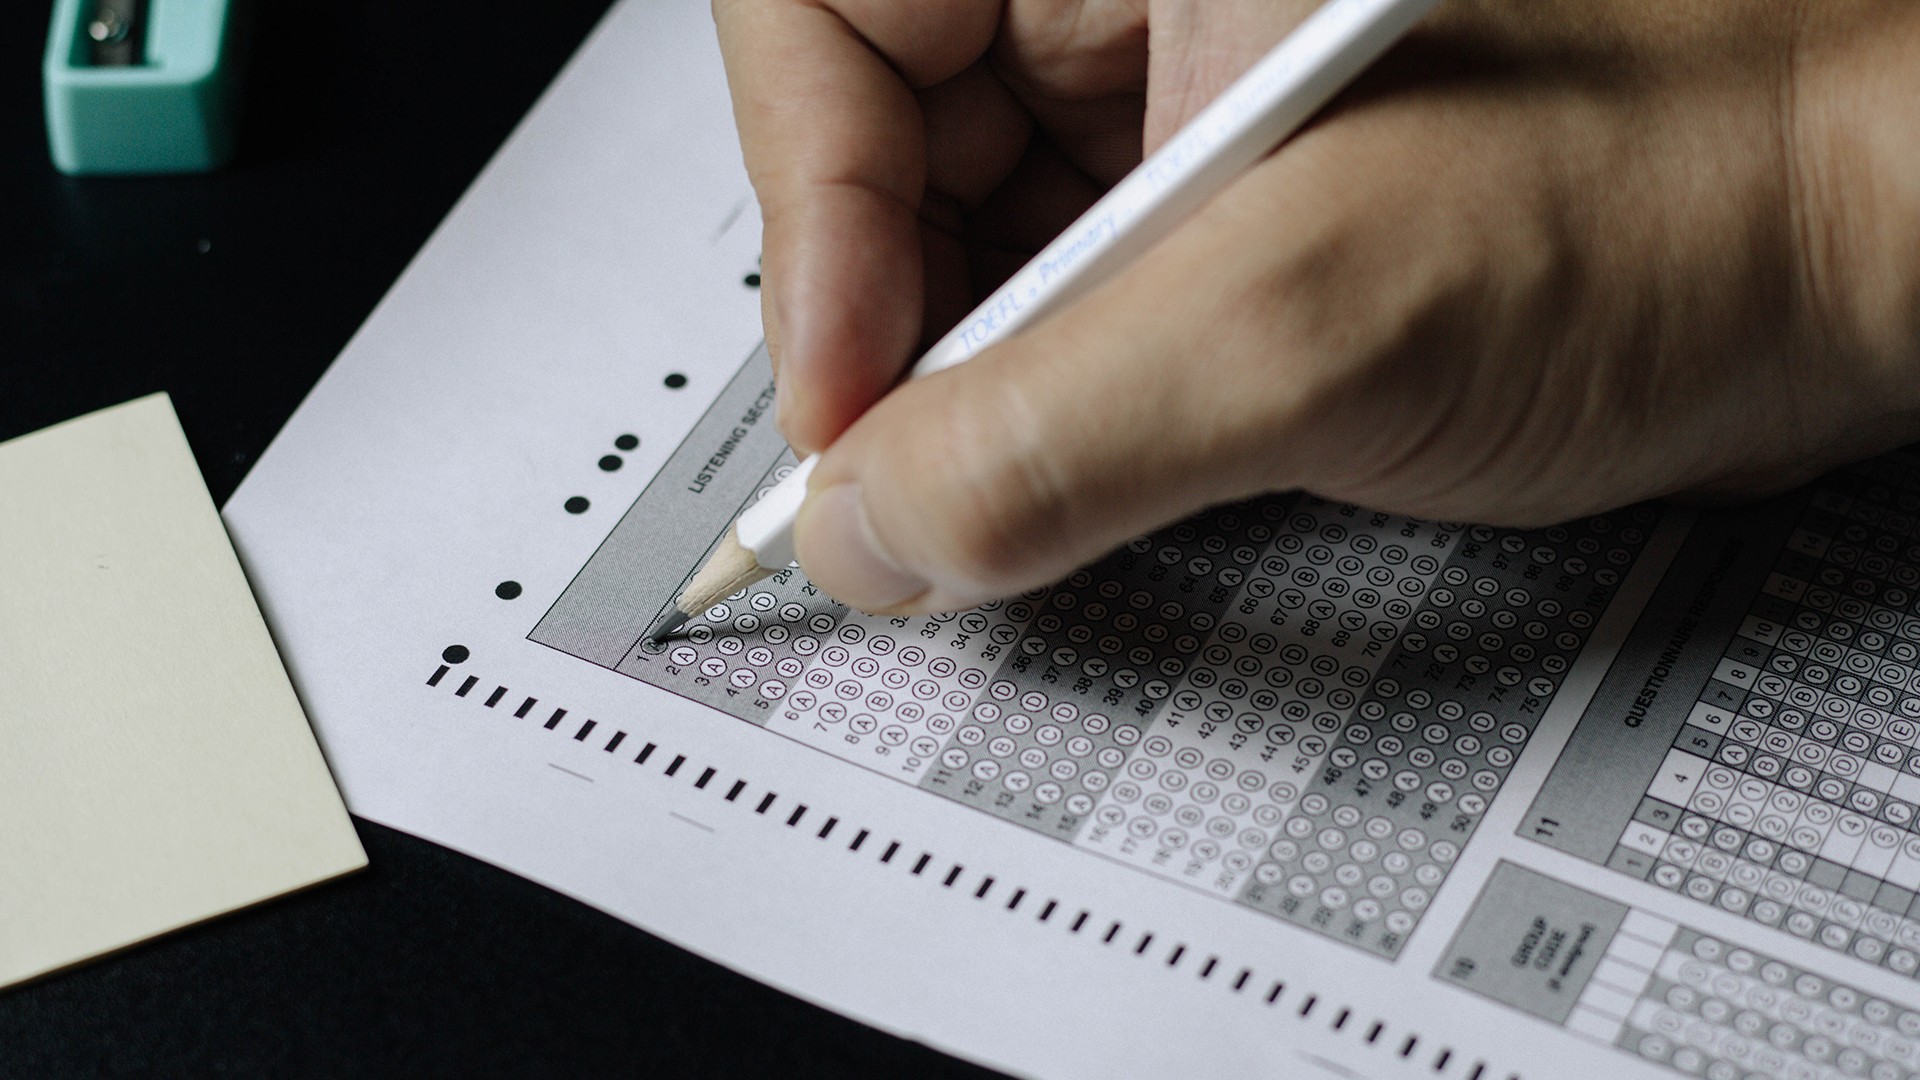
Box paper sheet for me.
[224,2,1920,1077]
[1,395,365,989]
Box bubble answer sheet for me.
[224,1,1920,1077]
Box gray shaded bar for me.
[532,345,783,668]
[1520,495,1801,863]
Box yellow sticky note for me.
[0,394,366,988]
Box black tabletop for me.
[0,4,1004,1076]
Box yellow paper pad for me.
[0,394,366,988]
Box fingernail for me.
[795,483,927,612]
[775,382,814,455]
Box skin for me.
[711,0,1920,615]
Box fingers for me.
[790,259,1276,614]
[790,151,1365,614]
[957,137,1109,303]
[915,65,1042,342]
[786,72,1541,614]
[713,0,1010,454]
[996,0,1150,185]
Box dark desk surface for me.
[0,4,1002,1076]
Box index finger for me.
[712,0,1003,453]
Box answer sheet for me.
[225,1,1920,1077]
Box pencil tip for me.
[644,609,691,644]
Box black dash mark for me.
[635,742,656,764]
[405,649,1475,1066]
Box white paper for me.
[224,2,1920,1077]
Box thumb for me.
[790,193,1317,614]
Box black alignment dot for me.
[598,454,622,472]
[564,496,590,514]
[614,433,638,451]
[442,645,470,664]
[664,373,687,389]
[495,581,522,600]
[743,272,761,288]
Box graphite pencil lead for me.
[644,609,691,643]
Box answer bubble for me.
[442,644,470,664]
[495,581,522,600]
[565,496,590,514]
[614,433,639,451]
[664,373,688,389]
[599,454,622,472]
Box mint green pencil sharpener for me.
[43,0,248,175]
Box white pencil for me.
[647,0,1442,641]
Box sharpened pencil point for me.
[645,609,691,643]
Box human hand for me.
[713,0,1920,614]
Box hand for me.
[713,0,1920,614]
